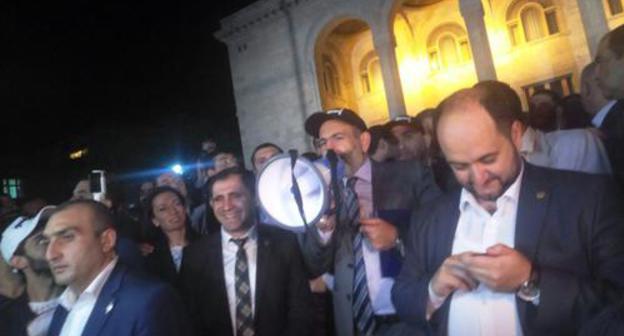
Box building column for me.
[372,25,407,119]
[460,0,497,81]
[576,0,609,58]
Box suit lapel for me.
[81,263,126,336]
[254,226,271,319]
[434,192,461,336]
[210,233,233,335]
[513,163,552,331]
[47,305,69,336]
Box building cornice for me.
[215,0,312,43]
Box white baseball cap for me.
[1,205,56,263]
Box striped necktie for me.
[345,177,376,335]
[231,237,255,336]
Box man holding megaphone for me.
[301,108,441,336]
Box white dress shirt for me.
[221,225,257,333]
[592,100,617,127]
[520,126,611,174]
[444,165,525,336]
[28,298,59,336]
[57,257,118,336]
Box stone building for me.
[215,0,624,162]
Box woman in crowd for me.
[144,186,199,289]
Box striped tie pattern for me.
[232,238,255,336]
[345,177,376,336]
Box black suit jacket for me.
[180,224,312,336]
[392,163,624,335]
[600,99,624,190]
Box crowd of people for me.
[1,25,623,336]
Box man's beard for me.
[26,256,53,277]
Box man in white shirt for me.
[43,200,189,336]
[180,167,312,336]
[475,81,611,175]
[392,86,624,335]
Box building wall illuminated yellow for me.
[314,0,622,125]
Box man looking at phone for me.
[301,108,440,336]
[392,86,624,334]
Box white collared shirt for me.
[221,226,257,333]
[58,257,118,336]
[592,100,617,127]
[446,165,525,336]
[520,126,611,174]
[28,298,59,336]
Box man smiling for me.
[180,167,312,336]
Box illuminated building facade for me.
[216,0,624,162]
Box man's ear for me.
[10,255,28,271]
[100,228,117,254]
[510,120,524,150]
[360,130,371,153]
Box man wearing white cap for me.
[1,206,63,336]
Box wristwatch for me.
[517,263,540,303]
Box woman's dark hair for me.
[144,186,194,244]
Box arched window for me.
[426,24,471,71]
[321,55,340,96]
[506,0,560,46]
[606,0,623,16]
[359,51,382,95]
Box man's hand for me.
[430,252,480,299]
[359,218,398,250]
[460,244,531,292]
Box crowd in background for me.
[1,24,624,336]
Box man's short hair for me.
[250,143,283,170]
[52,200,115,235]
[606,24,624,59]
[206,167,256,201]
[438,81,523,138]
[530,88,562,106]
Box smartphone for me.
[89,170,106,202]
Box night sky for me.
[2,0,257,202]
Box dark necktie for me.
[231,237,254,336]
[345,177,376,335]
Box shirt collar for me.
[58,257,118,311]
[351,157,372,184]
[459,161,524,213]
[221,225,257,246]
[592,100,618,127]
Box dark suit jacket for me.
[600,99,624,190]
[47,263,190,336]
[300,159,441,336]
[179,224,312,336]
[145,226,200,290]
[392,163,624,335]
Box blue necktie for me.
[346,177,376,335]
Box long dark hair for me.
[144,186,196,245]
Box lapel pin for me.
[105,301,114,314]
[536,191,546,200]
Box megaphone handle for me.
[288,150,308,227]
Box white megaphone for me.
[256,150,333,232]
